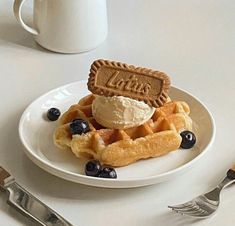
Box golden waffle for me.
[53,94,193,167]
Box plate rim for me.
[18,80,216,188]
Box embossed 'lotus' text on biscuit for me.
[106,71,152,95]
[95,66,163,98]
[88,59,171,108]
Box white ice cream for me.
[92,95,155,129]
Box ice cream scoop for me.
[92,95,155,129]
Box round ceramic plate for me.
[19,81,215,188]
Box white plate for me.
[19,81,215,188]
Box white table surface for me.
[0,0,235,225]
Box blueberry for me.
[98,167,117,179]
[47,108,61,121]
[69,119,90,135]
[85,160,102,177]
[180,131,196,149]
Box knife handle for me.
[6,182,73,226]
[0,167,73,226]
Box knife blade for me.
[0,166,73,226]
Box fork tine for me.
[176,210,209,218]
[171,204,209,218]
[174,207,206,214]
[169,200,210,216]
[168,202,194,210]
[179,203,202,211]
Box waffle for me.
[53,94,193,167]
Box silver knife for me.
[0,166,73,226]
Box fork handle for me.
[227,164,235,179]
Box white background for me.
[0,0,235,225]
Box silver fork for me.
[168,164,235,218]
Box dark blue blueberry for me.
[180,131,196,149]
[69,119,90,135]
[85,160,102,177]
[98,167,117,179]
[47,108,61,121]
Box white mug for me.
[13,0,108,53]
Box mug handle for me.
[13,0,39,35]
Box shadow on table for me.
[149,211,207,226]
[0,22,50,53]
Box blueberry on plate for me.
[69,119,90,135]
[180,130,196,149]
[99,167,117,179]
[47,108,61,121]
[85,160,102,177]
